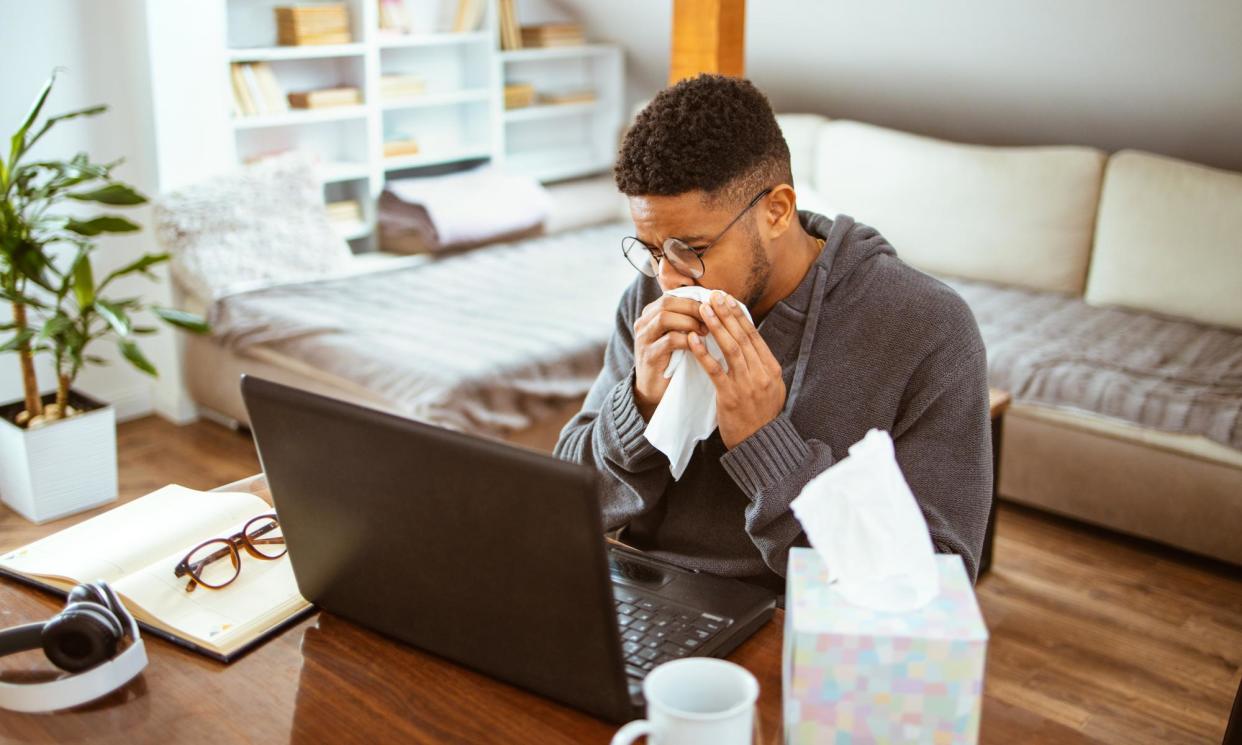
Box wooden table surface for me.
[0,478,786,744]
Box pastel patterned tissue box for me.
[783,548,988,744]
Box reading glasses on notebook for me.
[621,187,773,279]
[173,514,286,592]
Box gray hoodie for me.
[554,211,992,591]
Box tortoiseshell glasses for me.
[174,514,287,592]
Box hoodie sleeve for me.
[554,284,672,531]
[719,343,992,582]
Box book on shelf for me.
[230,63,259,116]
[287,86,363,109]
[452,0,486,33]
[383,138,422,158]
[504,82,536,109]
[230,62,289,116]
[275,4,353,46]
[519,23,585,48]
[498,0,522,50]
[0,484,313,662]
[537,87,597,106]
[377,0,410,34]
[380,74,427,100]
[326,198,363,223]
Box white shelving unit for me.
[218,0,624,253]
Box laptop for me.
[240,375,775,723]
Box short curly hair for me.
[614,74,792,207]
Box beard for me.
[741,229,772,309]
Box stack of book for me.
[452,0,486,32]
[326,198,363,227]
[519,23,585,48]
[383,137,421,158]
[275,4,352,46]
[380,74,427,101]
[504,82,536,109]
[230,62,289,117]
[498,0,522,50]
[287,86,362,109]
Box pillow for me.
[155,153,352,301]
[813,120,1106,294]
[1086,150,1242,331]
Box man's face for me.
[628,191,773,308]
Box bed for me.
[178,221,635,451]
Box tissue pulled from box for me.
[790,428,939,612]
[644,286,752,479]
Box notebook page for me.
[0,486,268,586]
[113,513,308,650]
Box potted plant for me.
[0,72,208,523]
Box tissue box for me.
[783,548,988,744]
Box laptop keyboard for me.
[613,587,729,680]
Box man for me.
[554,74,992,593]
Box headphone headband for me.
[0,580,147,713]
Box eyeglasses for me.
[621,187,773,279]
[173,514,287,592]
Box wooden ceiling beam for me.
[669,0,746,85]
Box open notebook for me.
[0,484,312,662]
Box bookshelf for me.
[216,0,624,253]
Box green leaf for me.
[151,305,210,335]
[72,254,95,308]
[119,338,157,377]
[131,326,158,335]
[100,253,168,289]
[36,314,72,341]
[95,298,132,336]
[10,70,59,166]
[85,355,108,365]
[0,328,35,353]
[25,105,108,153]
[65,215,141,236]
[67,182,147,205]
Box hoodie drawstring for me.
[784,263,829,413]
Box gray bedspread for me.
[943,277,1242,451]
[208,222,635,436]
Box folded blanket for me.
[380,166,551,253]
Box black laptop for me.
[240,375,775,723]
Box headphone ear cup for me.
[41,606,121,673]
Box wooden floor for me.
[48,417,1242,743]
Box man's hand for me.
[632,295,709,420]
[688,291,787,449]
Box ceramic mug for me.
[610,658,759,745]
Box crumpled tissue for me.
[644,286,752,480]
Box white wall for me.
[0,0,188,422]
[561,0,1242,172]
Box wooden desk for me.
[0,476,786,744]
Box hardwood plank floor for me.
[12,416,1240,743]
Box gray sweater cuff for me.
[607,371,661,465]
[719,413,811,496]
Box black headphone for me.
[0,581,148,712]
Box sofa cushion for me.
[1086,150,1242,331]
[943,276,1242,453]
[776,113,829,189]
[813,120,1106,294]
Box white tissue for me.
[789,429,940,612]
[644,286,752,480]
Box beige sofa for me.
[777,115,1242,566]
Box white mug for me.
[611,658,759,745]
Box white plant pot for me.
[0,392,118,524]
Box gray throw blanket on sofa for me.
[945,277,1242,452]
